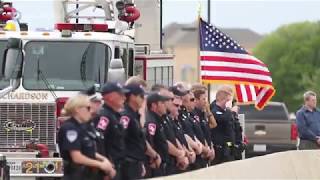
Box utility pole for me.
[160,0,163,49]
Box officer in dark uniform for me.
[80,86,104,155]
[120,84,147,179]
[193,89,215,165]
[94,82,129,180]
[231,100,245,160]
[178,91,207,170]
[58,94,115,180]
[179,92,203,169]
[210,89,236,164]
[144,92,171,177]
[187,92,208,169]
[158,88,189,174]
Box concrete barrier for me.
[154,150,320,179]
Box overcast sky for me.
[11,0,320,34]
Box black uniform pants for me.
[63,167,104,180]
[190,155,206,170]
[122,158,144,180]
[150,163,166,177]
[212,145,235,165]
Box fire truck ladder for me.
[62,0,116,22]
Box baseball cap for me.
[169,85,189,97]
[80,86,102,102]
[101,82,129,95]
[124,83,146,96]
[147,92,171,105]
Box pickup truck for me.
[238,102,298,158]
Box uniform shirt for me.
[94,104,125,163]
[172,119,189,148]
[194,107,212,146]
[58,117,96,161]
[163,114,178,146]
[178,106,196,140]
[210,101,235,145]
[145,110,169,163]
[296,106,320,141]
[120,104,147,161]
[189,110,206,145]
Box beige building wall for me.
[172,45,198,84]
[135,0,161,50]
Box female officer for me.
[58,94,116,180]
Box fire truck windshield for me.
[23,41,111,91]
[0,40,9,90]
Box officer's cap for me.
[169,85,189,97]
[147,92,171,105]
[80,86,102,102]
[125,83,146,96]
[101,82,129,95]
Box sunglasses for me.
[190,98,195,102]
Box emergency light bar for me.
[55,23,108,32]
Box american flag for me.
[199,18,275,110]
[235,84,275,110]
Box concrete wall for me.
[154,150,320,179]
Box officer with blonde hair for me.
[58,94,115,180]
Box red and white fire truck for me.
[0,0,173,179]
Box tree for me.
[253,21,320,112]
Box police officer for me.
[168,87,196,171]
[193,89,215,165]
[94,82,129,180]
[231,100,245,160]
[187,92,208,169]
[120,84,147,179]
[58,94,115,180]
[144,92,171,177]
[160,88,189,174]
[210,88,236,164]
[179,91,203,168]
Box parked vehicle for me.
[239,102,298,158]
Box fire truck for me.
[0,0,173,179]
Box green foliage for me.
[253,21,320,112]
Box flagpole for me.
[207,0,211,102]
[197,2,201,83]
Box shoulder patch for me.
[120,116,130,129]
[66,130,78,143]
[148,123,157,136]
[97,116,109,130]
